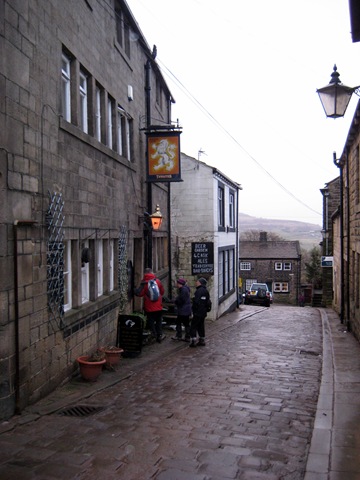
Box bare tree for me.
[240,230,285,241]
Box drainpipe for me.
[13,220,37,414]
[345,150,351,330]
[167,182,172,299]
[145,59,152,268]
[334,152,344,324]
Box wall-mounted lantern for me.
[317,64,360,118]
[139,204,163,231]
[149,204,163,230]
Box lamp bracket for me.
[138,212,151,230]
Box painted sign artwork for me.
[146,132,182,182]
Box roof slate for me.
[240,240,301,259]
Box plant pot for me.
[77,355,106,382]
[101,347,124,367]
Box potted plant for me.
[77,350,106,382]
[99,345,124,368]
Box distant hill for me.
[239,213,322,251]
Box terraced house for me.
[0,0,176,419]
[239,232,301,305]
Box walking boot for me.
[189,338,197,348]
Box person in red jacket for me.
[135,268,165,343]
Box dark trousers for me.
[175,315,190,339]
[190,314,205,339]
[146,310,163,339]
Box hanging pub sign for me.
[191,242,214,275]
[146,131,182,182]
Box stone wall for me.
[0,0,172,419]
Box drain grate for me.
[299,349,321,357]
[56,405,105,417]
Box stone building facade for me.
[335,102,360,340]
[170,153,241,319]
[318,0,360,341]
[0,0,174,419]
[239,232,301,305]
[320,177,341,307]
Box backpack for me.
[206,297,212,312]
[147,279,160,301]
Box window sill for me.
[59,117,136,172]
[62,291,120,337]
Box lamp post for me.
[317,65,359,118]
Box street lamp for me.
[149,204,163,230]
[317,65,359,118]
[139,204,163,231]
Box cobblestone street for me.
[0,306,324,479]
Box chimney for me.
[259,231,267,242]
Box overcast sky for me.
[128,0,360,225]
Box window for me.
[95,86,102,141]
[275,262,282,270]
[107,97,114,149]
[64,241,72,311]
[47,241,65,318]
[109,240,114,292]
[274,282,289,293]
[97,240,103,297]
[156,77,163,108]
[125,116,132,160]
[284,262,292,271]
[79,71,88,133]
[115,1,130,57]
[115,1,123,46]
[117,106,124,156]
[218,184,225,229]
[61,53,71,122]
[81,241,90,304]
[229,191,235,228]
[218,251,224,297]
[117,106,132,160]
[218,247,235,298]
[229,249,235,291]
[124,20,130,57]
[240,262,251,270]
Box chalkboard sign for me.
[191,242,214,275]
[117,314,143,356]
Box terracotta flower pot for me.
[100,347,124,367]
[77,355,106,382]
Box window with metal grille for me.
[47,191,65,326]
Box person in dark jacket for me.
[189,277,210,347]
[172,278,192,342]
[134,268,165,343]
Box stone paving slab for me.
[0,305,323,479]
[2,306,360,479]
